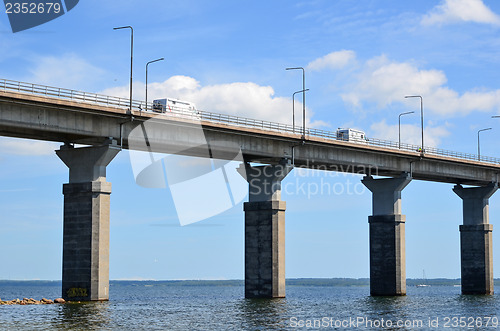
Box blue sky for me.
[2,0,500,280]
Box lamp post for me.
[286,67,306,138]
[405,95,424,152]
[398,111,414,149]
[292,89,309,133]
[478,128,492,161]
[146,58,164,113]
[114,25,134,114]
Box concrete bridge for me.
[1,79,500,300]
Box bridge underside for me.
[1,91,500,186]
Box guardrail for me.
[1,78,499,165]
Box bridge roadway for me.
[0,82,498,300]
[1,89,500,185]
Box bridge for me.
[1,78,499,300]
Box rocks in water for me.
[0,297,66,305]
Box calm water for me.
[1,282,500,330]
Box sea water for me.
[1,282,500,330]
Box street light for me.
[114,25,134,114]
[145,58,164,113]
[286,67,306,138]
[292,89,309,133]
[398,111,414,149]
[478,128,492,161]
[405,95,424,152]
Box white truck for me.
[336,128,368,144]
[152,97,200,119]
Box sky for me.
[2,0,500,280]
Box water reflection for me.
[362,295,413,330]
[53,301,111,330]
[237,298,288,330]
[457,294,499,322]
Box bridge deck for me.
[1,79,500,185]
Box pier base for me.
[57,142,119,301]
[368,214,406,296]
[362,174,411,296]
[244,201,286,298]
[239,160,292,298]
[453,183,497,295]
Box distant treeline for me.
[0,280,61,287]
[0,278,474,287]
[287,278,462,287]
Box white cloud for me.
[341,55,500,116]
[422,0,500,26]
[306,50,356,72]
[0,137,59,156]
[27,53,106,90]
[370,120,450,148]
[101,76,330,128]
[342,55,446,108]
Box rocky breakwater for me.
[0,297,66,305]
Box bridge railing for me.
[0,78,144,110]
[1,78,500,165]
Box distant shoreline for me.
[0,278,489,287]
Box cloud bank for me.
[306,50,356,72]
[338,54,500,116]
[101,76,324,128]
[422,0,500,26]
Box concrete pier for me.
[56,141,119,301]
[453,183,497,295]
[362,174,411,296]
[239,160,292,298]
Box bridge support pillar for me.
[453,183,497,295]
[56,141,119,301]
[362,173,411,296]
[239,160,292,298]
